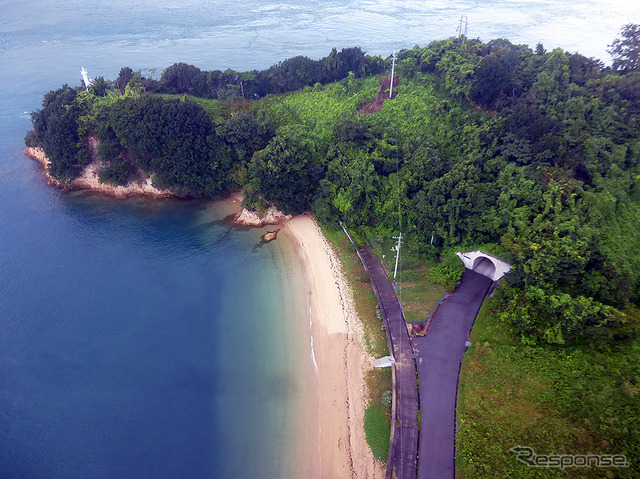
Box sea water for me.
[0,184,309,478]
[0,1,636,478]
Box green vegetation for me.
[322,226,388,354]
[27,26,640,471]
[457,299,640,478]
[382,390,393,408]
[364,403,392,463]
[367,232,449,323]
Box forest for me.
[27,30,640,347]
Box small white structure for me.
[374,356,396,368]
[80,67,92,88]
[456,251,511,281]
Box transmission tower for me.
[456,15,468,40]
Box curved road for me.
[413,270,492,479]
[349,234,491,479]
[357,247,419,479]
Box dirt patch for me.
[357,73,399,114]
[411,322,428,336]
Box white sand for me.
[283,215,385,479]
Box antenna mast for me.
[389,51,396,99]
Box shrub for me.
[428,250,465,286]
[382,390,392,408]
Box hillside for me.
[27,36,640,346]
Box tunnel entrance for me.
[456,251,511,282]
[472,257,496,278]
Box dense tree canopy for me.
[30,85,90,180]
[27,37,640,345]
[104,95,234,195]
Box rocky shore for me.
[25,146,173,199]
[25,147,293,226]
[233,206,292,227]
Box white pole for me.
[80,67,92,88]
[389,51,396,99]
[393,232,402,280]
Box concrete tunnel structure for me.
[455,251,511,281]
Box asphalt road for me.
[413,270,493,479]
[358,247,419,479]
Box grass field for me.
[457,298,640,478]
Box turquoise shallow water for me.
[0,1,636,477]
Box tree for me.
[89,76,111,97]
[434,41,483,100]
[115,67,134,93]
[30,85,88,181]
[470,47,522,107]
[608,24,640,72]
[217,111,273,162]
[324,48,340,78]
[105,95,232,196]
[160,63,210,97]
[323,150,386,225]
[248,125,319,214]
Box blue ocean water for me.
[0,186,306,478]
[0,1,635,478]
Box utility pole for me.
[393,232,402,280]
[389,51,396,99]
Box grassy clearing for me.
[456,298,640,478]
[368,234,448,324]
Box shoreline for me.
[24,148,291,228]
[282,215,385,479]
[25,146,174,199]
[24,146,383,476]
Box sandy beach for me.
[283,215,385,479]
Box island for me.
[25,25,640,478]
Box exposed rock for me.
[24,146,173,199]
[233,206,292,227]
[261,229,280,243]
